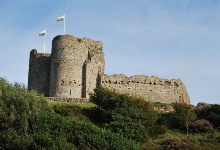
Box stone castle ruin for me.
[28,35,190,104]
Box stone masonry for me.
[28,50,51,97]
[101,74,190,104]
[28,34,190,104]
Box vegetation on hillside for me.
[1,77,220,149]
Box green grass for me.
[152,102,169,107]
[76,102,96,108]
[156,129,219,142]
[48,101,96,108]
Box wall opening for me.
[81,63,87,98]
[70,89,71,96]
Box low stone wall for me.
[47,97,90,104]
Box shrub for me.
[147,125,167,139]
[162,138,190,150]
[0,78,50,149]
[162,137,202,150]
[157,113,174,128]
[191,119,214,133]
[196,104,220,129]
[32,111,140,150]
[30,111,76,149]
[90,87,165,143]
[70,121,141,150]
[199,136,220,150]
[51,103,89,121]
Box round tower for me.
[49,35,105,98]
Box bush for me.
[70,121,141,150]
[51,103,89,121]
[0,78,50,149]
[32,111,140,150]
[199,136,220,150]
[30,111,76,149]
[191,119,214,133]
[162,137,201,150]
[147,125,167,139]
[157,113,174,128]
[90,87,165,143]
[162,138,190,150]
[196,104,220,129]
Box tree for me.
[172,103,196,134]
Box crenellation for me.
[102,74,190,104]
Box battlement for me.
[30,49,51,58]
[28,34,190,104]
[101,74,190,104]
[102,74,183,87]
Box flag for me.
[57,15,65,21]
[39,29,46,36]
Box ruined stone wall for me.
[82,38,105,98]
[49,35,104,98]
[28,49,51,96]
[101,74,190,104]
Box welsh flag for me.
[39,29,46,36]
[57,15,65,21]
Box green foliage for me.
[198,134,220,150]
[90,87,165,142]
[32,111,140,150]
[76,102,96,108]
[0,78,50,149]
[147,125,167,139]
[172,103,196,134]
[157,113,174,128]
[152,102,168,107]
[30,111,76,149]
[196,104,220,129]
[70,121,141,150]
[1,77,220,149]
[0,78,140,149]
[51,103,89,121]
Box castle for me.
[28,35,190,104]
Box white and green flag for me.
[39,29,46,36]
[39,28,46,53]
[57,14,66,34]
[57,15,65,21]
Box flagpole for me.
[44,28,46,53]
[64,14,65,34]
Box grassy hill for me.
[1,77,220,149]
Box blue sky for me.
[0,0,219,105]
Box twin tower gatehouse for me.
[28,34,190,104]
